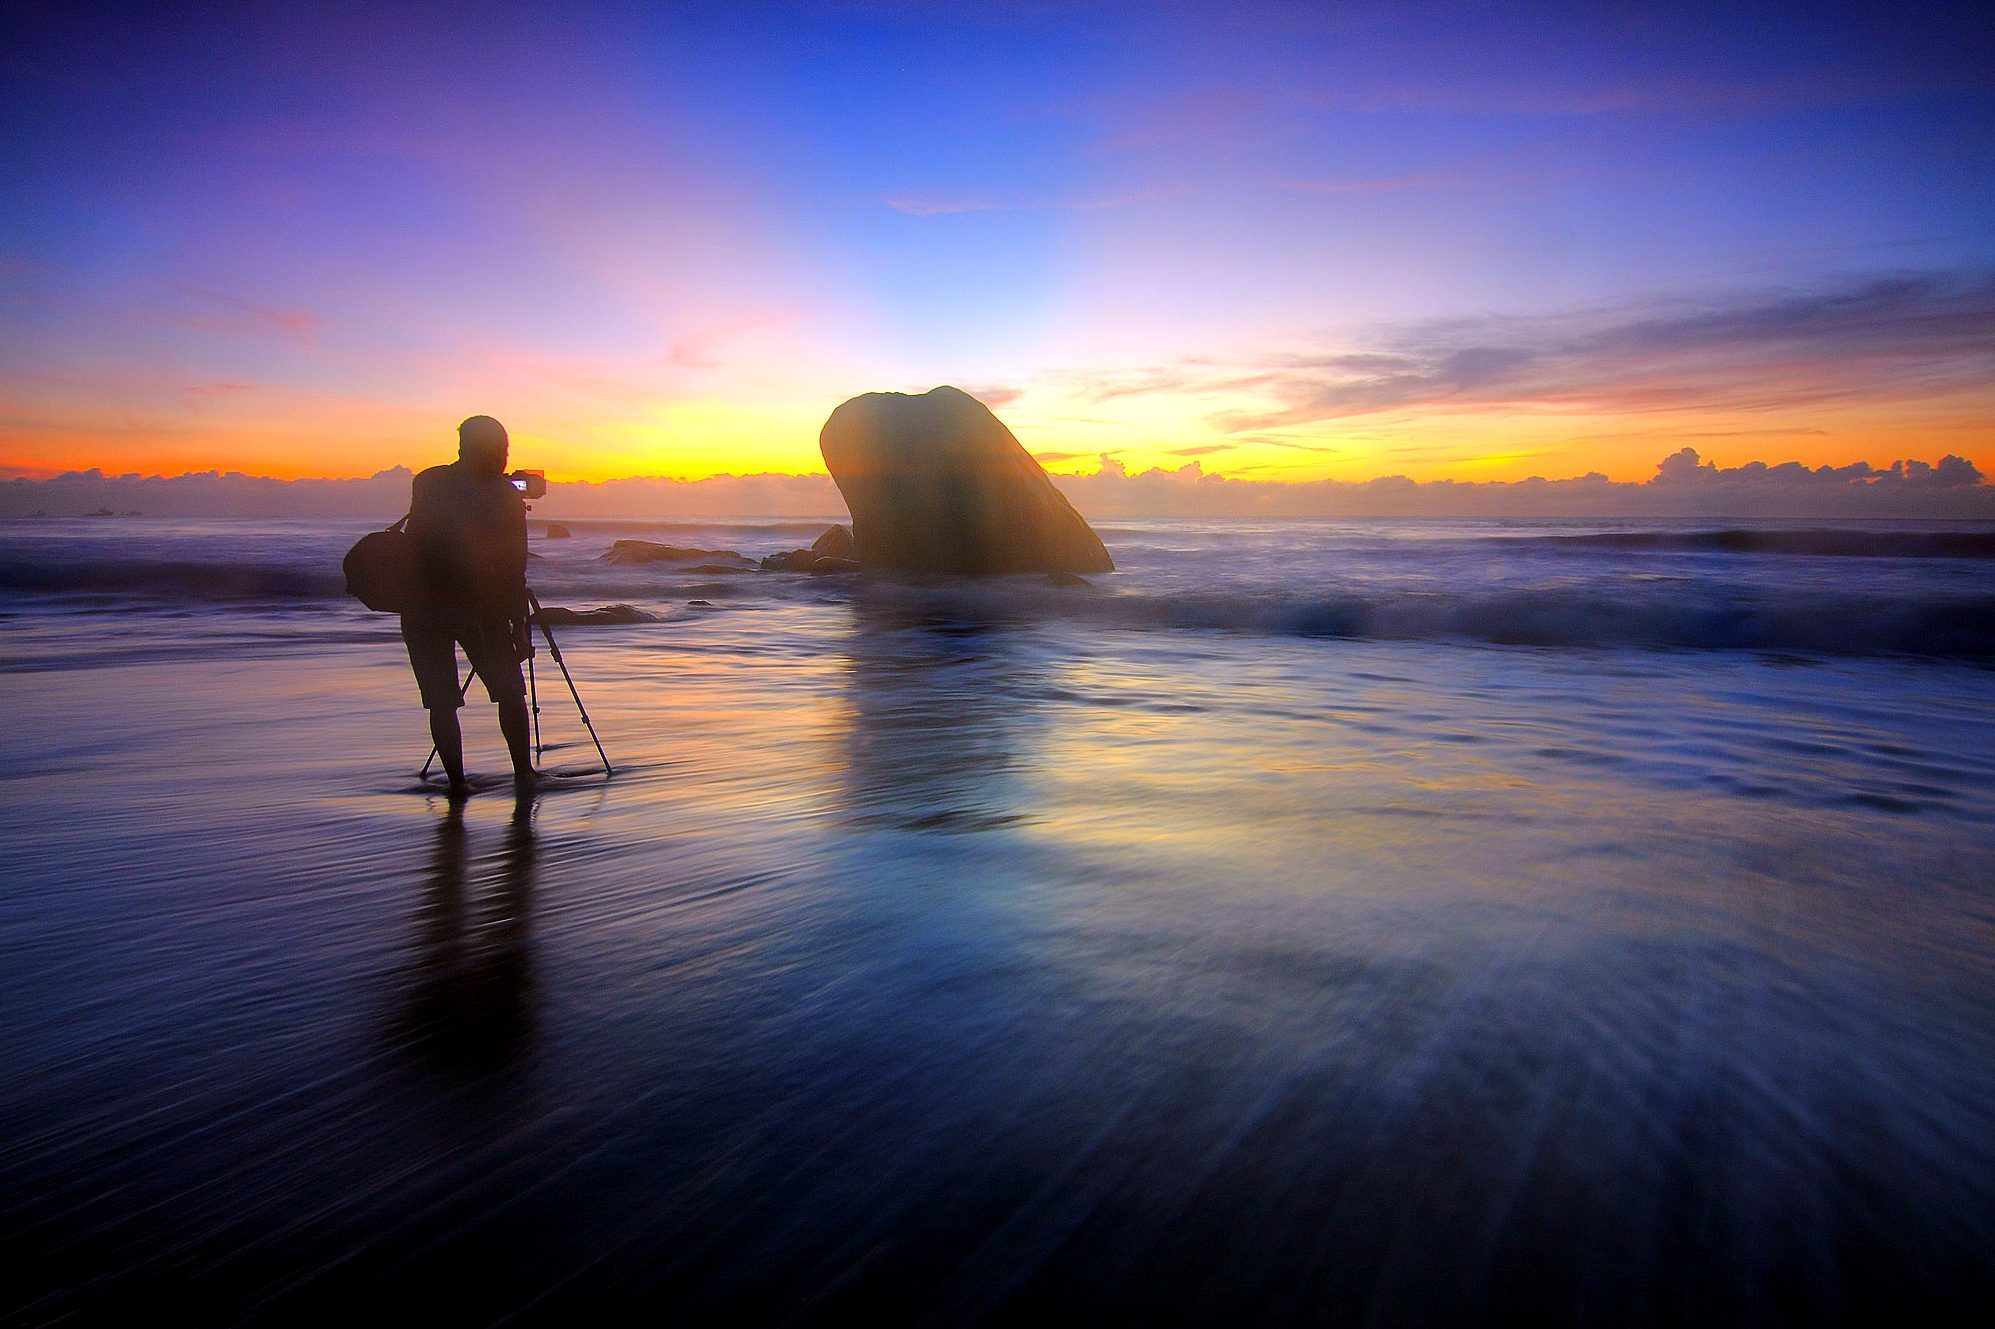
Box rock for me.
[686,599,714,608]
[810,524,855,559]
[542,522,572,539]
[808,556,862,575]
[601,539,752,567]
[760,549,819,572]
[1044,571,1092,588]
[818,386,1113,575]
[687,563,752,575]
[532,603,657,626]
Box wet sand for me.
[4,600,1994,1323]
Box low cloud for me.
[0,468,843,519]
[959,384,1025,408]
[5,449,1986,520]
[1048,448,1993,519]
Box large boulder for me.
[818,386,1112,575]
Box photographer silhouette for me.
[402,415,537,794]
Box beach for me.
[4,516,1994,1321]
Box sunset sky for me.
[2,1,1991,487]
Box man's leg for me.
[497,696,535,786]
[428,707,468,791]
[464,619,535,788]
[405,613,470,790]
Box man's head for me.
[457,415,510,474]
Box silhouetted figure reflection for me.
[392,795,539,1074]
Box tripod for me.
[420,590,614,779]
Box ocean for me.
[3,514,1993,1322]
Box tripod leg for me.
[528,652,542,760]
[528,592,612,776]
[420,667,478,778]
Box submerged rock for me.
[541,522,573,539]
[1045,571,1093,588]
[601,540,752,567]
[819,386,1113,575]
[760,549,819,572]
[532,603,657,626]
[761,547,864,575]
[810,524,855,559]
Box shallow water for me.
[3,518,1993,1322]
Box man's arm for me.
[504,489,529,619]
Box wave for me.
[7,551,1992,658]
[854,580,1995,659]
[1526,529,1995,558]
[0,556,345,602]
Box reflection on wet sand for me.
[389,795,539,1074]
[840,594,1052,834]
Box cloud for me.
[169,285,320,343]
[1651,447,1985,490]
[1058,367,1200,403]
[1169,271,1995,432]
[1230,435,1337,453]
[0,468,845,519]
[959,384,1025,408]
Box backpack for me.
[342,514,419,613]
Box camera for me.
[508,469,547,500]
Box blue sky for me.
[2,0,1990,482]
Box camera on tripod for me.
[508,469,547,500]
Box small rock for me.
[810,524,856,559]
[602,539,752,567]
[687,599,714,608]
[1044,571,1092,588]
[532,603,658,626]
[808,557,863,575]
[542,522,573,539]
[686,563,752,575]
[760,549,819,572]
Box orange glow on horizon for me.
[4,379,1990,489]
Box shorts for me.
[401,610,527,710]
